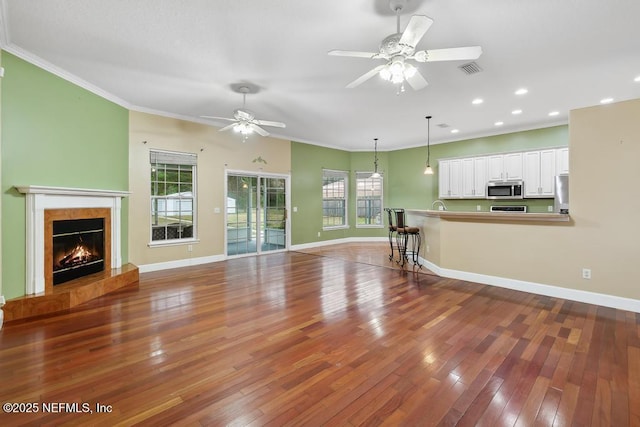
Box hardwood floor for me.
[1,245,639,426]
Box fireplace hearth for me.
[4,186,138,323]
[53,218,105,285]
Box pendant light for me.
[423,115,434,175]
[371,138,381,178]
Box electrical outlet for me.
[426,245,430,253]
[214,207,221,214]
[582,268,591,279]
[293,206,298,212]
[476,205,481,211]
[188,245,193,252]
[548,205,553,212]
[317,231,321,237]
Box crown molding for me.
[1,42,132,110]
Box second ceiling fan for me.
[201,84,286,141]
[328,0,482,91]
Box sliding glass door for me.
[226,173,288,256]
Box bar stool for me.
[384,208,398,261]
[394,209,422,269]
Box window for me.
[356,172,383,227]
[322,169,348,229]
[150,150,197,243]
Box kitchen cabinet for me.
[488,153,523,181]
[556,147,569,174]
[439,159,462,199]
[461,156,487,198]
[523,149,556,197]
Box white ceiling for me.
[2,0,640,151]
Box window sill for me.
[322,225,350,231]
[148,238,200,248]
[355,225,384,229]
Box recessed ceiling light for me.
[634,75,640,82]
[472,98,484,105]
[548,111,559,116]
[494,121,504,126]
[451,129,459,134]
[515,88,528,95]
[600,98,614,104]
[512,109,522,115]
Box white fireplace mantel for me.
[16,185,130,295]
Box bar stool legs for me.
[384,208,395,261]
[392,208,422,270]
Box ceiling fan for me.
[328,0,482,91]
[201,84,286,140]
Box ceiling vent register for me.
[459,61,483,75]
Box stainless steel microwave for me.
[487,181,524,199]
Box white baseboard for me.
[291,236,387,251]
[418,256,640,313]
[139,254,226,273]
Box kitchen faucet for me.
[432,200,447,211]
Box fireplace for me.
[3,186,138,322]
[44,207,112,292]
[52,217,105,285]
[16,185,128,295]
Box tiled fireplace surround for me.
[4,186,139,322]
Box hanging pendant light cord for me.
[426,116,431,164]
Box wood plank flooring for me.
[1,244,639,426]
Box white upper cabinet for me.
[556,147,569,175]
[523,149,556,197]
[462,156,488,198]
[488,153,523,181]
[439,147,566,200]
[439,159,462,199]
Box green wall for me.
[1,52,129,299]
[292,125,568,245]
[388,125,569,212]
[291,142,388,245]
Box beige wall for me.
[417,98,640,302]
[129,111,291,267]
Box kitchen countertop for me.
[407,209,571,223]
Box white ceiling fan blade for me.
[414,46,483,62]
[218,123,237,132]
[346,64,387,89]
[250,124,269,137]
[255,119,286,128]
[399,15,433,49]
[328,50,381,59]
[405,69,429,91]
[201,116,236,122]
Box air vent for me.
[437,123,450,128]
[459,62,483,75]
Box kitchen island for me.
[401,208,576,306]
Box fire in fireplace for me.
[52,218,105,285]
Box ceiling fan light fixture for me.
[403,63,417,78]
[379,67,392,81]
[234,122,253,135]
[391,73,404,84]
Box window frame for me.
[149,149,198,246]
[322,169,349,230]
[355,171,384,228]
